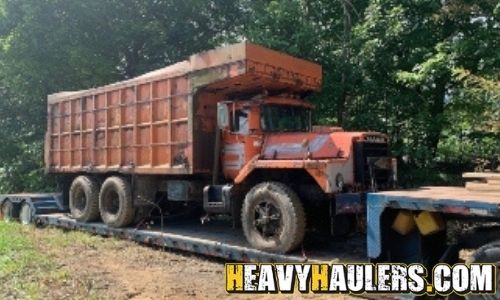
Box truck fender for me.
[234,155,260,184]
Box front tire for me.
[69,175,100,222]
[99,176,135,227]
[241,182,306,253]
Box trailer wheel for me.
[241,182,306,253]
[99,176,135,227]
[1,200,17,222]
[69,176,100,222]
[465,241,500,300]
[19,202,34,225]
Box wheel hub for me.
[254,201,282,238]
[73,189,87,213]
[104,190,120,215]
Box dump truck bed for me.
[45,43,322,175]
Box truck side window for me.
[232,109,249,134]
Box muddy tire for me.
[99,176,135,227]
[241,182,306,253]
[465,241,500,300]
[69,176,100,222]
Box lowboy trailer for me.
[1,184,499,299]
[1,192,367,263]
[1,186,498,266]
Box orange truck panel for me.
[232,131,387,193]
[45,43,322,175]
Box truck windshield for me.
[261,105,311,132]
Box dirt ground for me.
[29,227,356,300]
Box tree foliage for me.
[0,0,498,192]
[242,0,499,183]
[0,0,241,192]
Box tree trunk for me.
[427,81,447,157]
[338,0,352,126]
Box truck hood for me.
[261,132,370,160]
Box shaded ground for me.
[0,222,356,299]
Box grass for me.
[0,221,110,300]
[0,222,55,299]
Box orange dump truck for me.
[46,42,396,253]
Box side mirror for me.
[217,103,229,129]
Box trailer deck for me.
[5,186,497,265]
[35,213,366,263]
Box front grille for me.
[354,142,391,190]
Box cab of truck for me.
[217,95,313,178]
[202,93,396,253]
[215,94,396,192]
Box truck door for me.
[221,104,262,179]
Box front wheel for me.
[241,182,306,253]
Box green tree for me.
[0,0,242,192]
[0,0,497,192]
[241,0,370,125]
[242,0,499,183]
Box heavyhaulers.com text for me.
[225,263,495,296]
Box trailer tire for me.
[69,176,100,222]
[19,202,34,225]
[1,200,17,222]
[241,182,306,253]
[465,241,500,300]
[99,176,135,227]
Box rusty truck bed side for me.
[45,43,322,175]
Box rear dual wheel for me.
[99,176,135,227]
[69,175,135,227]
[69,176,100,222]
